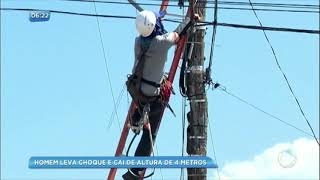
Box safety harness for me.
[126,37,174,106]
[126,38,154,104]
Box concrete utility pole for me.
[186,0,208,179]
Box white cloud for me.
[216,138,319,180]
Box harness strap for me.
[141,78,161,88]
[134,38,150,79]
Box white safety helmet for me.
[135,10,156,37]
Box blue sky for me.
[1,0,319,179]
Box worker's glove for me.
[175,14,201,37]
[193,14,200,21]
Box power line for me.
[180,97,186,180]
[153,141,164,180]
[2,8,319,35]
[0,7,179,23]
[58,0,320,13]
[149,0,320,9]
[108,84,126,130]
[208,119,220,180]
[206,1,320,9]
[215,85,318,139]
[247,0,320,146]
[205,0,218,84]
[1,7,136,19]
[210,7,319,13]
[199,21,320,34]
[180,7,186,180]
[207,1,220,179]
[91,1,121,131]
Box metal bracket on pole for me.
[195,22,207,30]
[188,136,205,139]
[187,41,204,44]
[190,99,206,103]
[186,65,204,74]
[188,42,194,60]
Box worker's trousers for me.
[127,100,164,178]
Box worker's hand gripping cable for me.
[175,13,200,36]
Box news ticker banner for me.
[29,156,217,169]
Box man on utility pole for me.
[186,0,208,179]
[123,9,200,180]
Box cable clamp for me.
[188,136,206,139]
[188,43,195,60]
[195,22,206,30]
[187,65,204,73]
[186,41,203,44]
[190,99,206,103]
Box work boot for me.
[122,170,140,180]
